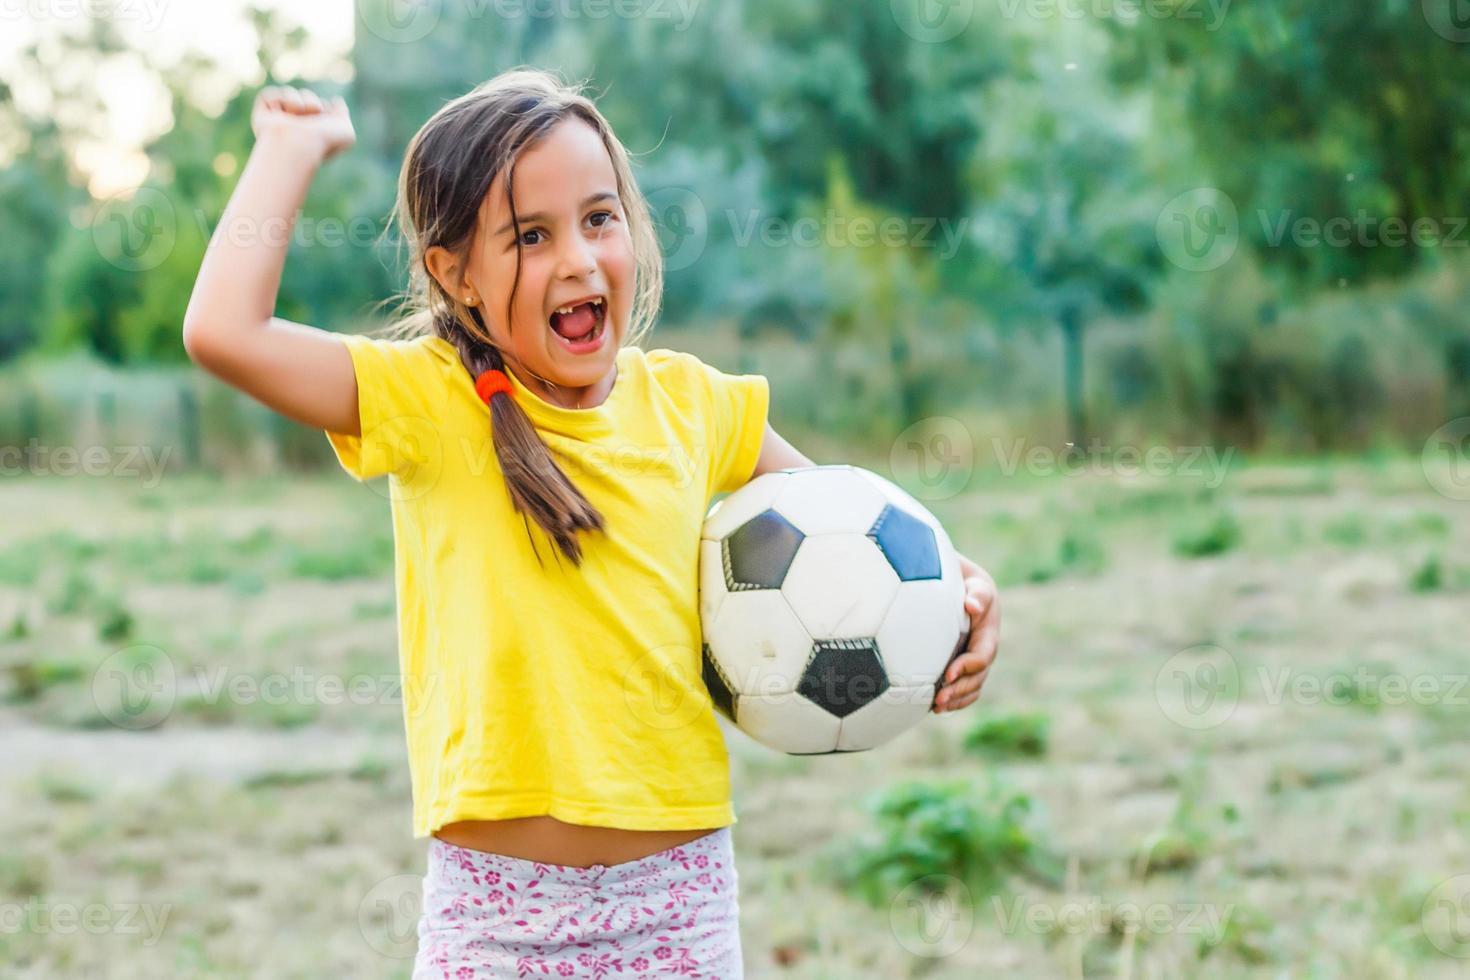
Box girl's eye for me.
[589,210,614,228]
[520,229,544,247]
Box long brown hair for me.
[376,67,663,567]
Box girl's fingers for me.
[947,690,980,712]
[964,577,995,615]
[256,87,339,122]
[273,87,299,113]
[934,663,987,707]
[946,665,988,701]
[944,619,998,685]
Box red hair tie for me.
[475,368,514,403]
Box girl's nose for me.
[556,235,597,279]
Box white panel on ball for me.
[856,468,932,519]
[780,534,900,639]
[771,465,888,536]
[837,685,936,751]
[704,471,789,541]
[707,590,814,696]
[877,578,967,686]
[737,690,842,754]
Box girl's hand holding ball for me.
[932,555,1000,714]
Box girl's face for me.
[443,117,634,405]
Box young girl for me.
[183,67,1000,978]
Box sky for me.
[1,0,354,197]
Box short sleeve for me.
[694,357,770,496]
[324,332,452,482]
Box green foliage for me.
[827,778,1058,908]
[1409,554,1443,594]
[1137,766,1239,877]
[1105,1,1470,290]
[285,533,394,582]
[0,161,69,359]
[962,712,1050,759]
[1172,510,1241,558]
[4,656,89,704]
[1200,902,1277,965]
[37,773,95,805]
[4,3,1470,457]
[95,596,135,643]
[1323,512,1368,547]
[997,519,1108,587]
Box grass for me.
[2,458,1467,978]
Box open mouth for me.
[548,296,607,353]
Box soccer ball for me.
[699,464,970,754]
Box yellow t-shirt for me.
[324,332,769,837]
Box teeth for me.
[552,297,604,316]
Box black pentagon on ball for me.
[933,626,972,695]
[722,508,804,591]
[797,638,889,719]
[702,643,737,722]
[867,504,941,581]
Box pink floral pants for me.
[412,826,743,979]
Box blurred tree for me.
[1105,0,1470,289]
[974,48,1162,446]
[0,160,69,360]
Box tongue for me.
[552,302,598,340]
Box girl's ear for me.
[424,244,471,302]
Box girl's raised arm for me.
[182,86,365,436]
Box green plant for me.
[4,656,89,704]
[47,567,94,615]
[963,712,1050,759]
[95,596,134,642]
[1199,902,1275,964]
[286,533,393,581]
[1410,554,1443,594]
[826,779,1058,908]
[1172,510,1241,558]
[1323,512,1368,547]
[37,773,95,804]
[1136,766,1236,877]
[1057,529,1107,575]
